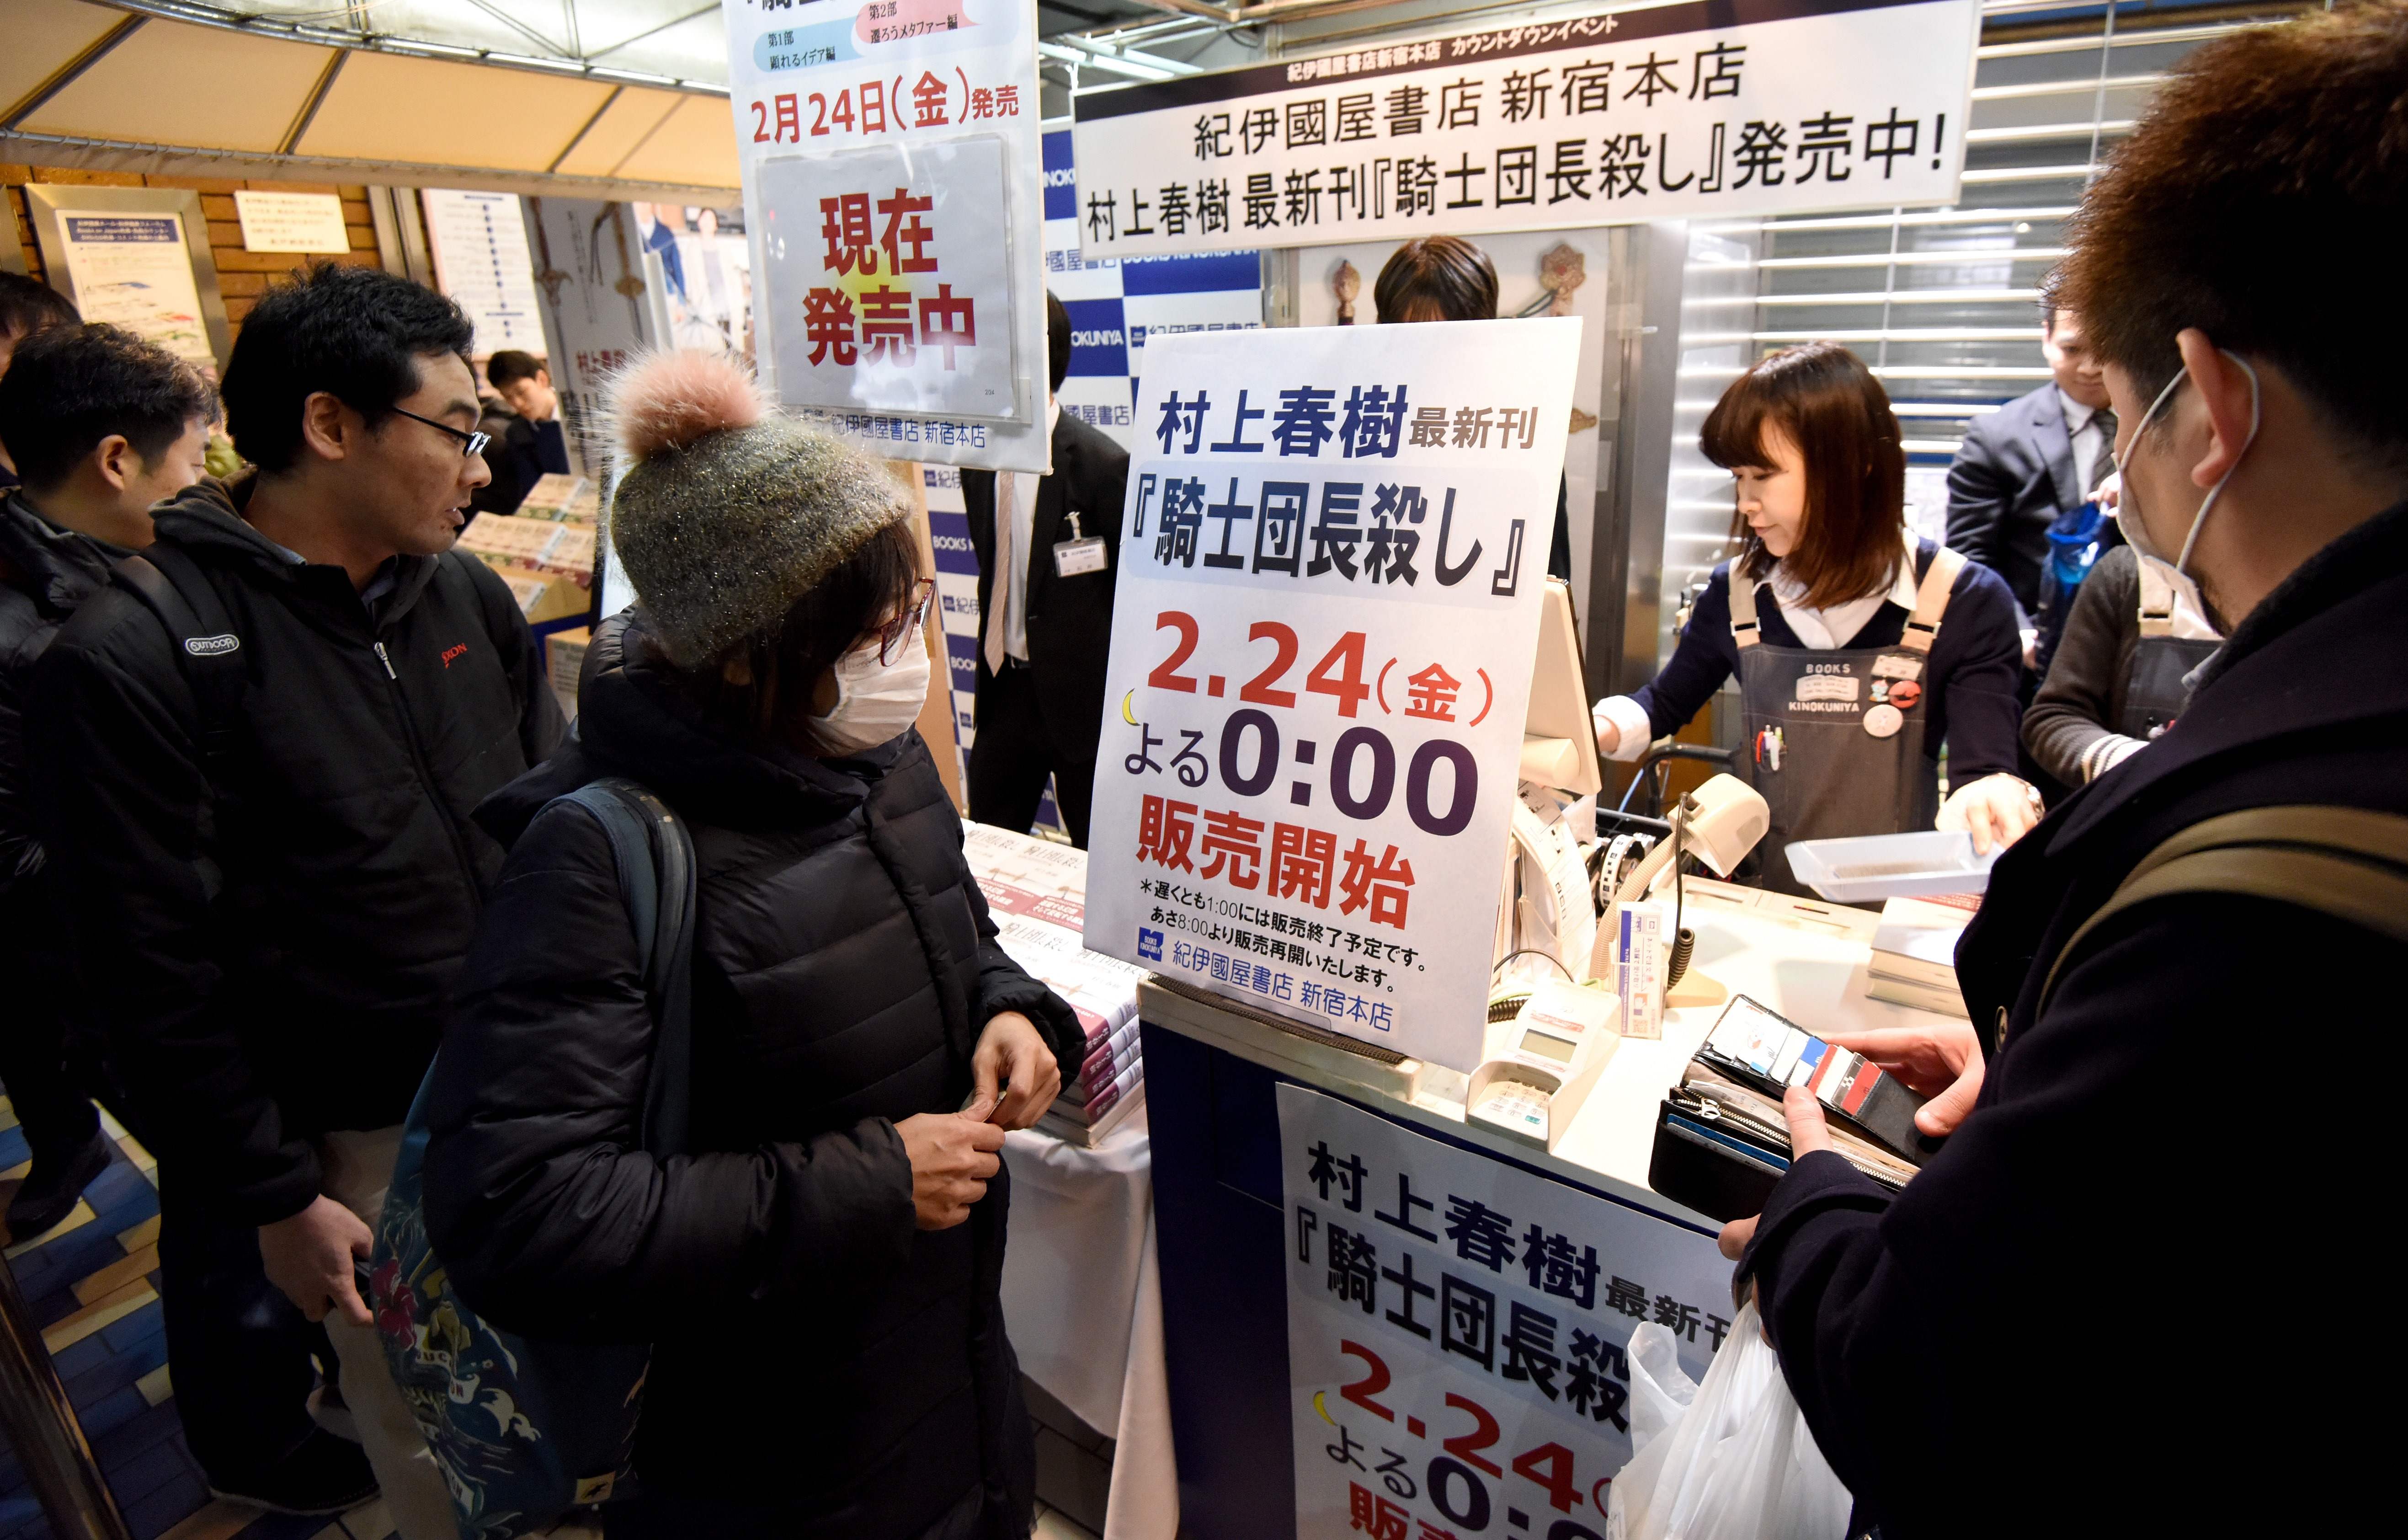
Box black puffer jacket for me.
[27,474,565,1223]
[0,490,126,903]
[422,612,1082,1535]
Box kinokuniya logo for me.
[1043,168,1076,188]
[184,633,240,657]
[1072,328,1124,348]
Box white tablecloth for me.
[1001,1107,1178,1540]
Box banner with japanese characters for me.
[1279,1085,1730,1538]
[1071,0,1980,259]
[1080,319,1579,1074]
[726,0,1051,471]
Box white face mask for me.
[811,632,931,755]
[2113,351,2260,577]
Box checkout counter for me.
[1140,872,1958,1540]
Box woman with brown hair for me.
[1591,342,2034,891]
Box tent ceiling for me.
[1,0,742,199]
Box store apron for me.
[2119,556,2221,740]
[1730,541,1966,897]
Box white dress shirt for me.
[993,396,1061,665]
[1591,552,1918,760]
[2059,388,2113,499]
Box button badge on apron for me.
[1863,703,1905,739]
[1885,680,1922,711]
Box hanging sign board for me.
[1071,0,1981,259]
[724,0,1051,472]
[233,190,351,254]
[421,189,549,358]
[1080,320,1580,1074]
[53,214,214,368]
[1279,1084,1731,1538]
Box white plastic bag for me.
[1605,1302,1852,1540]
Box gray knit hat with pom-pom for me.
[604,350,907,665]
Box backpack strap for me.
[112,544,246,781]
[557,777,697,1159]
[2038,806,2408,1013]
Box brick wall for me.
[3,165,380,344]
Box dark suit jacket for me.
[1943,383,2080,620]
[1737,497,2408,1538]
[961,411,1130,754]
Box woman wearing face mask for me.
[417,351,1081,1537]
[1592,343,2035,892]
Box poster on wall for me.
[1072,0,1982,259]
[233,190,351,254]
[633,202,755,358]
[724,0,1051,471]
[1080,319,1580,1074]
[1279,1084,1731,1539]
[53,213,214,369]
[423,188,549,358]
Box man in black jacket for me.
[469,348,572,514]
[0,324,214,1235]
[1721,10,2406,1534]
[30,264,564,1535]
[962,292,1128,849]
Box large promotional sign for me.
[1081,320,1579,1074]
[1279,1085,1729,1539]
[1072,0,1980,259]
[725,0,1050,471]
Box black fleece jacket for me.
[27,475,564,1224]
[422,612,1078,1532]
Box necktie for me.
[2089,406,2118,492]
[983,471,1017,674]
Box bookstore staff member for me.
[1592,345,2035,892]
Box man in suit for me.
[962,292,1128,850]
[1945,302,2120,650]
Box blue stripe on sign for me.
[1063,296,1128,379]
[1043,128,1076,221]
[929,509,978,576]
[945,631,979,690]
[1121,250,1262,295]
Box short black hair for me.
[0,323,217,492]
[0,273,79,345]
[1047,291,1071,395]
[1375,237,1497,324]
[221,263,474,473]
[2059,3,2408,477]
[486,349,546,390]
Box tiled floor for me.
[0,1097,400,1540]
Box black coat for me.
[1943,383,2082,620]
[471,404,572,515]
[26,475,565,1224]
[421,613,1083,1533]
[1737,498,2408,1537]
[0,490,126,905]
[961,410,1129,755]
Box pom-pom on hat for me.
[603,350,907,665]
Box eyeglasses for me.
[390,406,492,459]
[877,578,937,664]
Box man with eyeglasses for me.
[27,263,562,1536]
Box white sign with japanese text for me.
[1071,0,1980,259]
[1279,1084,1731,1540]
[1080,320,1580,1074]
[54,213,213,369]
[233,190,351,254]
[726,0,1050,471]
[421,189,548,358]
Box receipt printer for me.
[1465,979,1622,1154]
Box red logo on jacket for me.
[441,643,469,668]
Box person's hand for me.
[1594,716,1621,758]
[964,1010,1060,1131]
[895,1112,1007,1230]
[1715,1087,1833,1261]
[258,1196,373,1325]
[1938,772,2042,855]
[1821,1021,1984,1137]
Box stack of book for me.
[1865,892,1980,1018]
[964,825,1147,1147]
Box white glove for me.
[1937,773,2043,855]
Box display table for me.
[1000,1108,1178,1540]
[1144,878,1957,1539]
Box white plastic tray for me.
[1783,829,1998,903]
